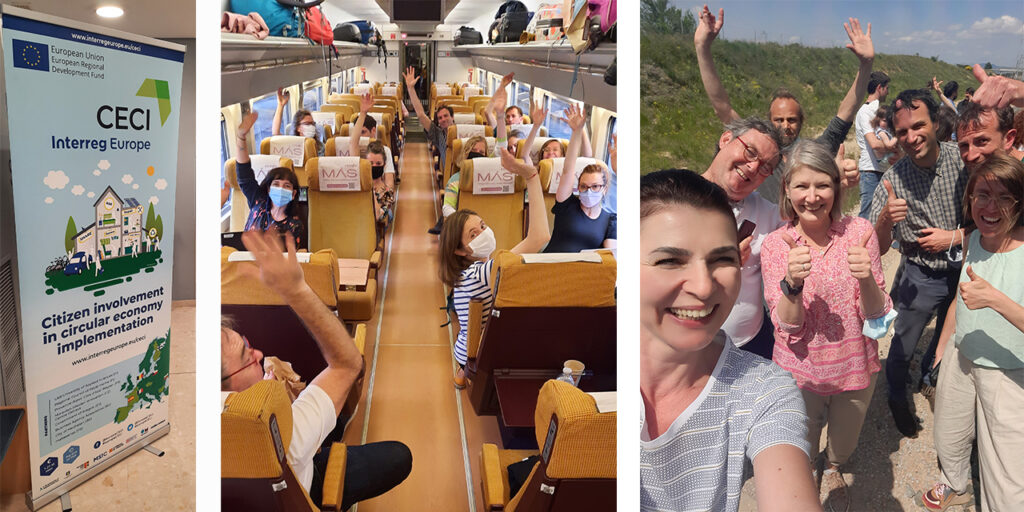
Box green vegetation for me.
[64,216,77,254]
[640,0,693,35]
[641,33,978,174]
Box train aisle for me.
[344,125,502,511]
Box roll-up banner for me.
[0,6,183,509]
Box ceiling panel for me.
[2,0,195,39]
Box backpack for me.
[491,1,532,44]
[564,0,616,53]
[302,5,333,45]
[333,23,361,43]
[230,0,302,37]
[349,20,376,44]
[455,26,483,46]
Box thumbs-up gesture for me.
[881,180,908,224]
[847,230,874,280]
[782,233,812,288]
[960,265,1002,310]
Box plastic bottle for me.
[556,367,575,386]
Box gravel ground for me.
[738,247,982,512]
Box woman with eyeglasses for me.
[759,140,892,511]
[543,103,616,252]
[273,87,325,156]
[921,153,1024,511]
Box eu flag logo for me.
[12,39,49,72]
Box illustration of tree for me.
[154,214,164,240]
[145,202,157,233]
[64,216,77,254]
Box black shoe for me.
[888,398,920,438]
[427,218,443,235]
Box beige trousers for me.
[801,373,877,467]
[934,339,1024,512]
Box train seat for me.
[350,83,373,95]
[260,135,317,174]
[325,136,370,158]
[449,137,498,185]
[461,85,483,101]
[222,379,349,512]
[452,112,480,125]
[479,380,616,511]
[445,124,494,180]
[320,104,356,124]
[465,250,617,417]
[224,155,294,231]
[456,159,526,253]
[305,157,380,321]
[516,138,569,161]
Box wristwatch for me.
[780,278,803,297]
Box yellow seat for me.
[325,136,370,157]
[445,124,495,181]
[480,380,616,511]
[260,136,317,172]
[516,138,569,161]
[222,380,348,511]
[456,158,526,252]
[224,156,295,231]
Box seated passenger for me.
[235,112,305,249]
[440,148,550,389]
[352,92,396,189]
[441,135,491,221]
[505,104,524,126]
[544,104,616,252]
[639,169,819,512]
[221,230,411,509]
[351,95,395,236]
[403,66,454,172]
[760,140,892,510]
[274,87,324,156]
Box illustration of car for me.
[64,252,92,275]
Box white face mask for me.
[467,227,496,259]
[298,124,316,138]
[579,190,603,208]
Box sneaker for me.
[821,469,849,512]
[888,398,920,438]
[427,217,443,235]
[921,483,971,510]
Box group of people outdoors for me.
[641,5,1024,512]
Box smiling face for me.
[958,111,1015,173]
[769,98,802,146]
[436,108,454,129]
[641,204,740,356]
[505,107,523,125]
[786,166,835,228]
[893,100,939,167]
[540,140,563,159]
[707,129,780,202]
[969,175,1020,239]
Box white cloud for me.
[154,178,168,190]
[122,174,134,184]
[970,15,1023,34]
[93,169,101,176]
[43,170,69,189]
[947,24,963,31]
[87,192,95,198]
[71,185,85,196]
[44,197,53,204]
[148,196,160,205]
[132,184,139,190]
[97,160,110,170]
[895,29,946,44]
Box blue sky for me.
[673,0,1024,68]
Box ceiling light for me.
[96,6,124,18]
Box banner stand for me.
[0,6,184,510]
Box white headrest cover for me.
[269,135,306,167]
[317,156,363,192]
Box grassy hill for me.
[641,32,979,173]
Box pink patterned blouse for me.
[761,215,892,395]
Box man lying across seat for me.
[221,230,411,509]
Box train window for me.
[220,115,231,218]
[332,75,343,96]
[251,93,288,144]
[605,117,617,168]
[514,82,531,113]
[544,95,575,139]
[303,87,322,112]
[478,68,487,91]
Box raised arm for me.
[351,92,374,157]
[521,99,547,166]
[403,66,432,130]
[234,112,261,206]
[580,121,594,158]
[272,88,287,136]
[556,104,586,203]
[930,77,956,111]
[694,5,740,124]
[847,228,889,318]
[240,230,362,415]
[501,148,550,254]
[834,18,874,122]
[492,86,509,144]
[486,73,515,131]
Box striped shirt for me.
[453,260,494,365]
[640,334,809,512]
[868,141,968,271]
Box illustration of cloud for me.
[122,174,134,184]
[93,169,102,176]
[154,178,168,190]
[97,160,110,170]
[132,184,139,190]
[148,196,160,205]
[72,185,85,196]
[44,197,54,204]
[87,192,95,198]
[44,170,69,189]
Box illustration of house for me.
[73,186,146,261]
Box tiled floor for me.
[1,301,195,512]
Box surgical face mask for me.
[298,124,316,138]
[371,164,385,180]
[268,186,293,207]
[467,227,496,259]
[468,151,485,159]
[579,189,603,208]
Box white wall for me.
[169,39,197,300]
[435,41,475,85]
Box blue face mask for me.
[862,308,898,339]
[268,185,293,208]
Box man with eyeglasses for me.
[867,89,970,438]
[698,117,787,360]
[221,230,411,509]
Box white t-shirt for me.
[382,145,396,175]
[723,192,786,346]
[221,384,336,492]
[855,100,880,171]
